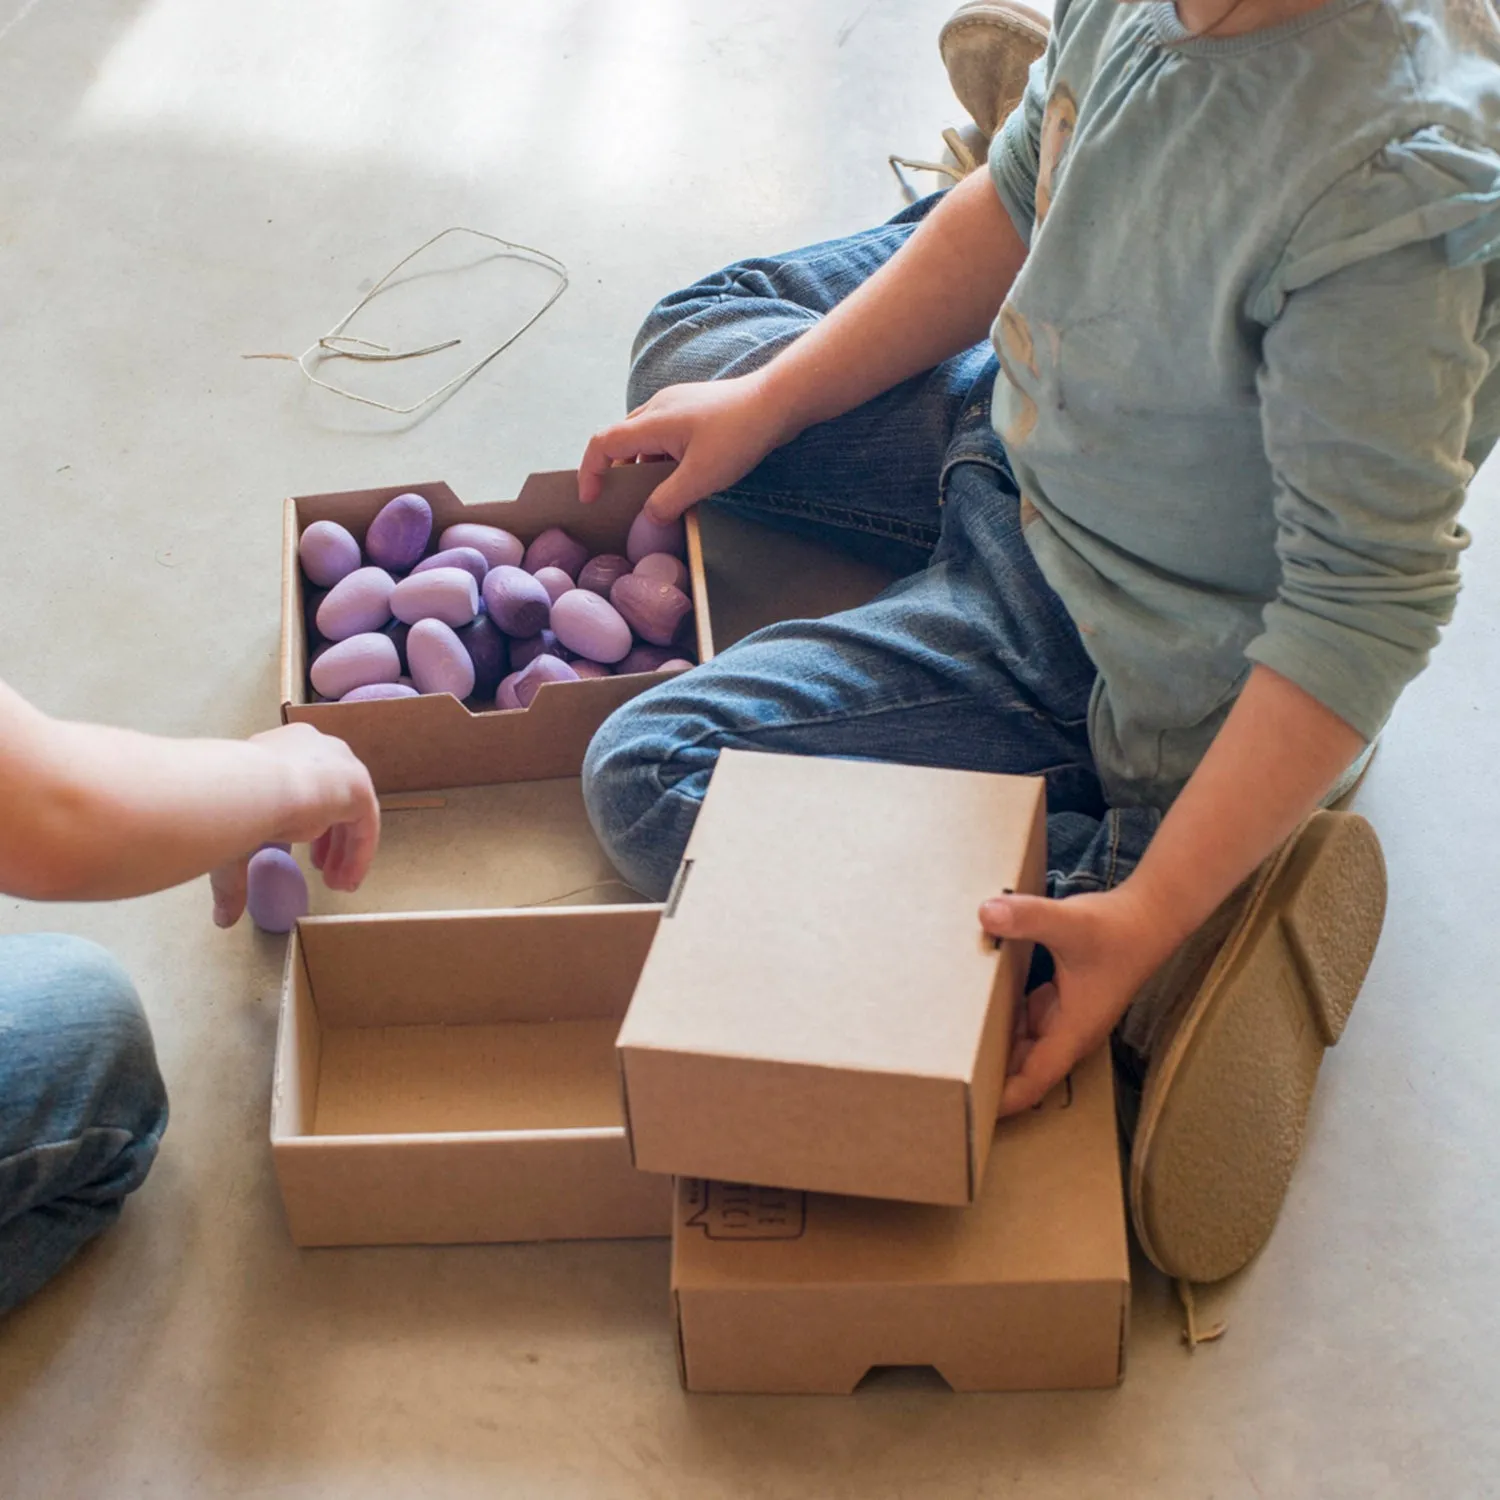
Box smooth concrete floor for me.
[1,1,1498,1496]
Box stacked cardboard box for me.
[270,469,1130,1394]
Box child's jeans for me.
[0,934,168,1314]
[584,193,1163,907]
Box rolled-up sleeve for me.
[1247,234,1487,738]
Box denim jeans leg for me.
[586,461,1115,899]
[0,934,169,1314]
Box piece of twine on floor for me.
[244,226,569,415]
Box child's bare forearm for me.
[1124,665,1367,960]
[0,682,358,902]
[757,171,1027,443]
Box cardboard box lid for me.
[671,1048,1129,1394]
[617,750,1047,1204]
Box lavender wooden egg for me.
[658,658,694,672]
[550,589,632,664]
[316,567,396,641]
[391,567,479,627]
[577,552,632,598]
[609,574,693,647]
[633,551,690,593]
[625,509,686,564]
[496,671,524,710]
[309,632,401,699]
[508,629,569,671]
[246,848,309,934]
[412,546,489,586]
[341,682,420,702]
[482,565,551,638]
[533,566,574,605]
[617,642,686,676]
[512,654,580,707]
[407,618,476,698]
[523,527,589,580]
[364,492,432,571]
[298,520,362,588]
[438,523,524,570]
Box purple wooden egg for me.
[299,520,362,588]
[341,682,420,702]
[617,642,686,675]
[391,567,479,627]
[508,629,569,671]
[412,546,489,586]
[365,492,433,571]
[246,848,308,934]
[523,527,589,580]
[550,589,632,664]
[454,615,508,700]
[407,618,476,698]
[512,653,579,707]
[316,566,396,641]
[577,552,633,598]
[309,632,400,699]
[570,659,612,679]
[438,523,524,570]
[482,565,551,638]
[625,509,686,564]
[496,671,524,710]
[633,551,690,593]
[609,574,693,648]
[533,566,574,604]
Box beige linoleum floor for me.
[1,2,1497,1496]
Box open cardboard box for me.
[280,463,715,793]
[271,904,673,1247]
[617,750,1048,1207]
[672,1047,1129,1394]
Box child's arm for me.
[579,169,1029,522]
[982,664,1364,1112]
[0,679,379,921]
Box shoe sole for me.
[939,1,1051,137]
[1129,812,1387,1284]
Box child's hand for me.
[209,724,380,927]
[578,373,792,524]
[979,882,1178,1114]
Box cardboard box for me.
[617,750,1048,1206]
[271,904,673,1246]
[279,463,716,793]
[672,1047,1128,1394]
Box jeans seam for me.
[717,487,941,545]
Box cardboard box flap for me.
[618,751,1045,1076]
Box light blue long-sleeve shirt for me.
[988,0,1500,809]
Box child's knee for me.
[5,935,167,1143]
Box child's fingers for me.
[579,418,676,502]
[210,858,248,929]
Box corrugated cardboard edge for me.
[963,780,1049,1199]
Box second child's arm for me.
[579,171,1028,521]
